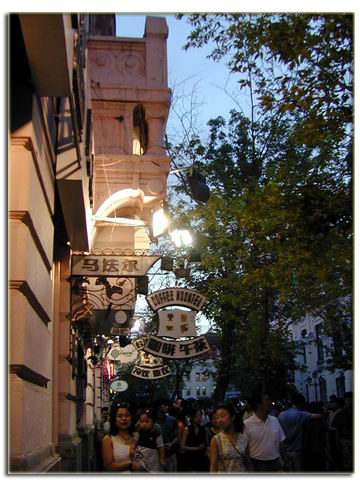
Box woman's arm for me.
[179,426,188,453]
[209,436,219,473]
[180,427,205,452]
[102,435,143,472]
[159,446,166,467]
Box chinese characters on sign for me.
[72,255,160,277]
[110,327,130,335]
[143,335,211,359]
[131,364,171,380]
[157,309,197,338]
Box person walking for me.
[180,407,209,472]
[332,392,353,472]
[94,406,110,471]
[102,403,143,472]
[244,393,286,472]
[155,398,179,472]
[302,402,328,472]
[242,398,254,421]
[278,393,322,472]
[209,403,252,473]
[327,396,344,471]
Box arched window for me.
[133,104,148,155]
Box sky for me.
[115,14,226,334]
[115,13,241,141]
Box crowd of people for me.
[93,391,353,473]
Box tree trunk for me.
[213,318,236,405]
[260,287,271,392]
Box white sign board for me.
[157,309,197,338]
[107,344,138,363]
[110,379,128,392]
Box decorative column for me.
[145,104,168,156]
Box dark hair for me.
[154,398,171,409]
[215,403,244,433]
[109,403,135,436]
[141,408,157,423]
[308,401,323,414]
[291,393,306,407]
[188,407,201,422]
[101,406,109,413]
[249,393,269,411]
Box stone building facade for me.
[9,13,171,472]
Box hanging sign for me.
[143,335,210,359]
[110,379,128,392]
[110,327,131,335]
[146,288,206,311]
[131,364,171,380]
[139,350,163,368]
[132,337,148,351]
[107,344,138,363]
[72,255,159,277]
[157,309,197,338]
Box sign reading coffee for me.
[146,288,206,311]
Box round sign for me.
[110,380,128,392]
[114,311,127,325]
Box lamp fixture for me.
[170,229,192,248]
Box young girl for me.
[130,408,166,472]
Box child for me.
[130,408,166,472]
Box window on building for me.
[315,324,324,362]
[302,346,307,364]
[196,387,201,397]
[186,388,191,397]
[133,105,147,155]
[202,387,207,396]
[336,374,345,398]
[195,373,201,382]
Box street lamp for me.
[170,229,193,248]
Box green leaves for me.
[169,13,353,397]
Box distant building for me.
[182,359,216,400]
[289,313,353,403]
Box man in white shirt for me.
[244,393,285,472]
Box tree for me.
[165,14,353,402]
[178,13,353,165]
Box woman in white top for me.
[102,403,143,472]
[209,403,253,473]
